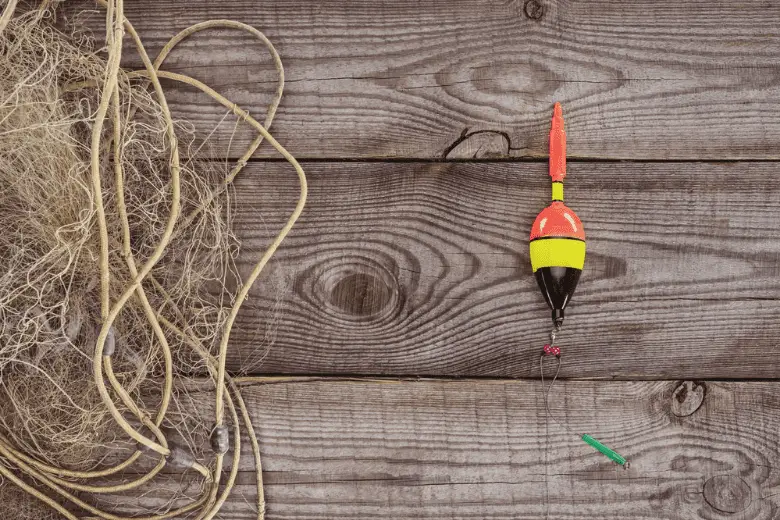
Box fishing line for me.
[540,330,629,467]
[539,327,630,519]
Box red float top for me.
[530,202,585,241]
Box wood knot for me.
[671,381,705,417]
[703,475,751,513]
[331,272,394,317]
[443,129,510,159]
[524,0,545,20]
[312,255,402,324]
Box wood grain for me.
[83,379,780,519]
[212,161,780,379]
[63,0,780,159]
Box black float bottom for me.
[534,266,582,329]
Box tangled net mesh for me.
[0,1,306,518]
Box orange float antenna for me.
[549,102,566,183]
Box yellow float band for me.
[529,237,585,271]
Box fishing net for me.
[0,1,306,517]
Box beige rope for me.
[0,0,18,36]
[0,0,306,517]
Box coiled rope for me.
[0,0,306,517]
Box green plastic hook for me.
[581,434,629,467]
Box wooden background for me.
[81,0,780,518]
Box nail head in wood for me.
[524,0,545,20]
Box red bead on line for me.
[552,347,561,356]
[543,344,552,354]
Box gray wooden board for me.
[10,3,780,519]
[216,161,780,379]
[61,0,780,160]
[78,379,780,519]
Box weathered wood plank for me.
[67,0,780,159]
[222,161,780,379]
[84,379,780,519]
